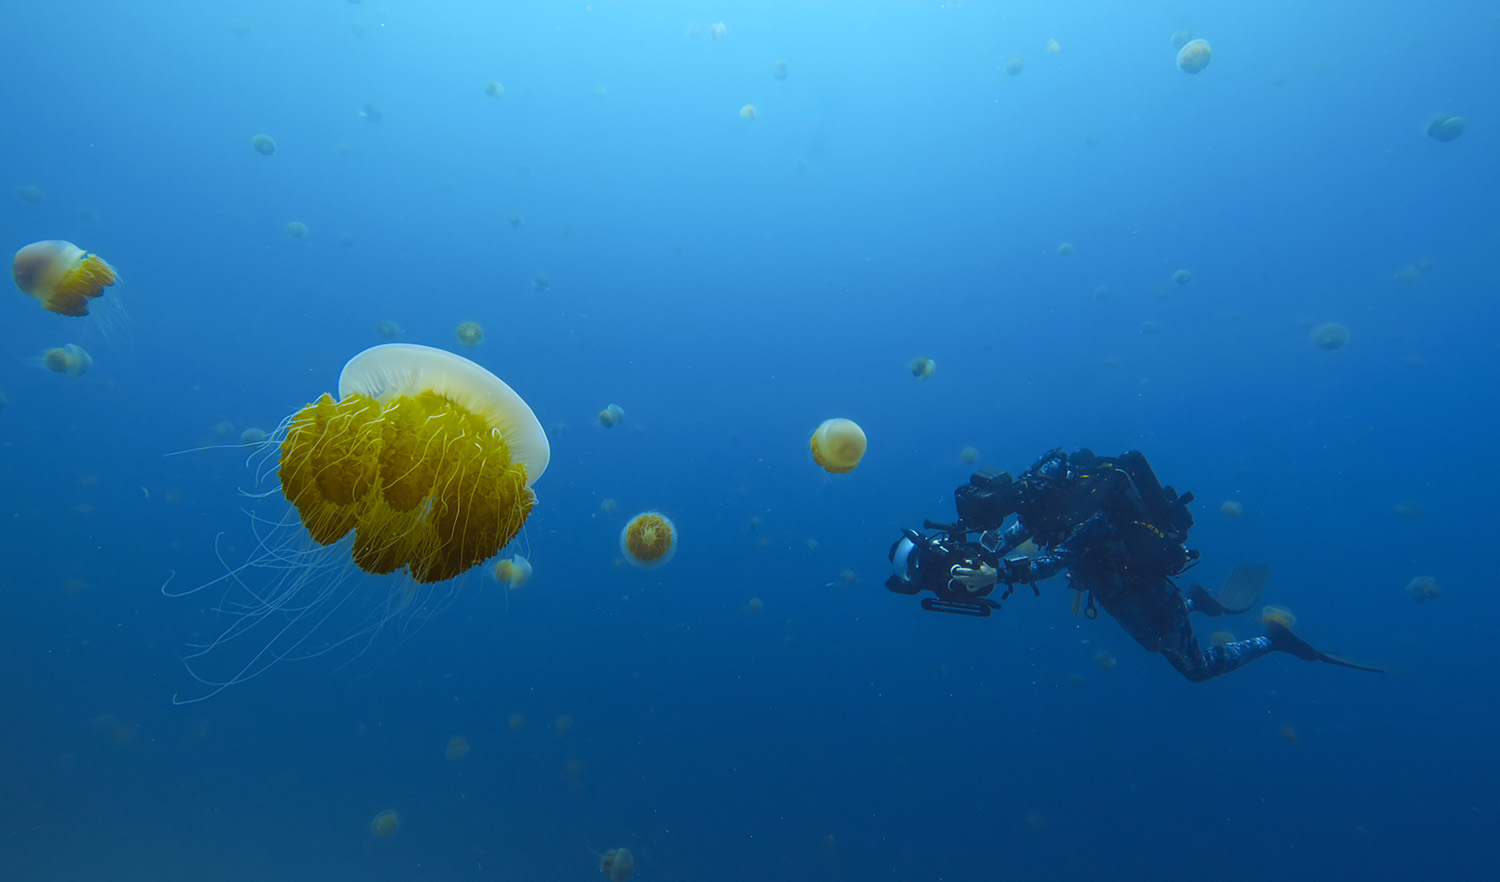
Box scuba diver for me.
[886,448,1383,682]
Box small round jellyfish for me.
[1262,605,1296,629]
[740,104,757,121]
[42,343,91,377]
[710,22,727,41]
[1220,500,1243,518]
[772,59,790,79]
[13,240,117,317]
[1176,39,1212,74]
[1310,322,1350,350]
[598,403,625,428]
[1172,268,1193,285]
[285,221,309,238]
[910,357,936,380]
[445,735,471,761]
[17,184,45,203]
[1393,499,1423,520]
[376,320,403,340]
[1404,576,1441,603]
[1005,56,1025,76]
[1170,29,1194,48]
[553,714,574,734]
[484,80,505,98]
[960,445,979,465]
[251,134,277,156]
[455,321,484,347]
[1057,242,1075,256]
[494,553,532,589]
[1093,651,1116,670]
[371,810,400,837]
[1047,39,1060,54]
[599,847,635,882]
[810,418,867,473]
[240,427,268,445]
[621,511,677,568]
[1427,114,1466,142]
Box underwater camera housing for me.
[953,468,1025,530]
[886,527,1004,617]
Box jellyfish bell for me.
[740,104,757,121]
[251,134,276,156]
[1176,39,1212,74]
[599,847,634,882]
[598,403,625,428]
[909,357,936,380]
[494,553,532,589]
[165,343,549,702]
[285,221,309,238]
[772,59,790,79]
[1309,322,1350,350]
[371,810,400,837]
[41,343,91,377]
[13,240,117,317]
[1427,114,1466,142]
[709,22,727,40]
[376,320,404,340]
[455,321,484,347]
[621,512,677,568]
[484,80,505,98]
[810,418,867,473]
[1004,55,1025,75]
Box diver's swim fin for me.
[1265,621,1387,673]
[1188,563,1270,616]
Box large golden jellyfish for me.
[166,343,549,702]
[13,240,117,317]
[621,512,677,568]
[810,418,867,473]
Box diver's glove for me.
[950,562,999,593]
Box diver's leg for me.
[1162,604,1274,683]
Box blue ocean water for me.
[2,1,1495,880]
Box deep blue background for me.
[1,2,1495,881]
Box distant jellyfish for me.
[42,343,91,377]
[13,240,117,317]
[531,274,551,293]
[1279,725,1300,743]
[1004,55,1025,76]
[251,134,277,156]
[1047,38,1060,54]
[493,553,532,589]
[455,321,484,347]
[839,569,857,586]
[910,357,936,380]
[1170,29,1194,48]
[1209,630,1235,646]
[810,418,867,473]
[960,445,979,465]
[1427,114,1466,142]
[1057,242,1074,256]
[1093,650,1116,670]
[370,810,400,837]
[599,847,635,882]
[743,597,764,614]
[621,511,677,568]
[285,221,309,238]
[1176,39,1212,74]
[484,80,505,98]
[376,320,403,340]
[1092,285,1110,300]
[508,712,525,730]
[599,498,617,514]
[772,59,790,79]
[240,427,268,445]
[598,403,625,428]
[1404,575,1441,603]
[710,22,727,40]
[1309,322,1349,350]
[553,714,574,734]
[1139,319,1162,334]
[359,102,383,123]
[740,104,757,121]
[507,212,524,228]
[17,184,46,203]
[445,736,472,761]
[1262,605,1296,629]
[1172,268,1193,285]
[1220,500,1243,518]
[1393,499,1423,520]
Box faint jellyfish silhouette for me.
[1176,39,1212,74]
[251,134,277,156]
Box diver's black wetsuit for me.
[961,449,1272,682]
